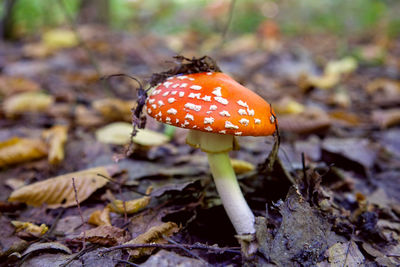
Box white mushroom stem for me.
[207,152,255,235]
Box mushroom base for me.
[186,130,239,153]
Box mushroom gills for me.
[186,130,239,153]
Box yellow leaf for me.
[3,92,54,117]
[95,122,169,146]
[8,167,110,208]
[230,159,255,174]
[92,98,136,122]
[108,196,151,215]
[88,207,111,226]
[11,221,48,237]
[42,29,79,50]
[274,97,305,115]
[0,137,48,168]
[325,57,358,76]
[42,125,68,165]
[125,222,180,258]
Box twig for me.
[164,236,208,265]
[102,243,241,254]
[72,177,86,250]
[221,0,237,43]
[59,244,98,267]
[116,259,140,266]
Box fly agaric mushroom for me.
[145,72,277,235]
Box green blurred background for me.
[2,0,400,39]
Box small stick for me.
[164,236,208,265]
[72,177,86,250]
[102,243,241,254]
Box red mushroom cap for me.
[145,72,277,136]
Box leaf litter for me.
[0,20,399,267]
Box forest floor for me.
[0,25,399,266]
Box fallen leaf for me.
[230,158,255,174]
[0,137,48,168]
[372,109,400,128]
[325,241,364,266]
[0,76,40,97]
[278,108,331,134]
[142,250,205,267]
[42,29,79,50]
[95,122,169,146]
[0,216,29,258]
[108,196,151,215]
[325,57,357,76]
[273,97,305,115]
[92,98,136,122]
[77,225,129,246]
[3,92,54,117]
[75,105,104,127]
[125,222,180,258]
[8,167,110,208]
[21,242,72,257]
[42,125,68,164]
[88,207,111,226]
[11,221,48,237]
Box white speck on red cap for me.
[147,108,152,114]
[189,93,201,99]
[185,114,194,121]
[214,96,228,105]
[235,132,242,135]
[184,103,201,111]
[219,110,230,117]
[179,92,185,97]
[180,83,188,88]
[162,91,169,96]
[167,108,177,115]
[254,118,261,124]
[151,104,157,109]
[204,117,215,124]
[225,121,239,129]
[168,98,176,103]
[171,91,177,95]
[247,109,255,116]
[205,126,213,131]
[219,130,226,134]
[163,81,173,88]
[158,100,164,106]
[190,85,202,90]
[238,109,247,115]
[209,105,218,111]
[172,84,180,88]
[177,75,188,80]
[237,100,248,108]
[148,99,155,104]
[239,118,250,126]
[212,87,222,97]
[202,95,211,102]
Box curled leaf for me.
[11,221,48,237]
[0,137,48,168]
[96,122,169,146]
[273,97,305,115]
[88,207,111,226]
[8,167,110,208]
[125,222,180,258]
[108,196,151,215]
[3,92,54,117]
[230,159,255,174]
[42,125,68,165]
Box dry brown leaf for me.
[77,225,129,246]
[8,167,110,208]
[42,125,68,164]
[42,29,79,50]
[3,92,54,117]
[0,76,40,97]
[329,110,361,126]
[0,137,48,168]
[75,105,104,127]
[230,158,255,174]
[325,241,364,266]
[125,222,180,258]
[88,207,111,226]
[278,108,331,134]
[93,98,136,122]
[11,221,48,237]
